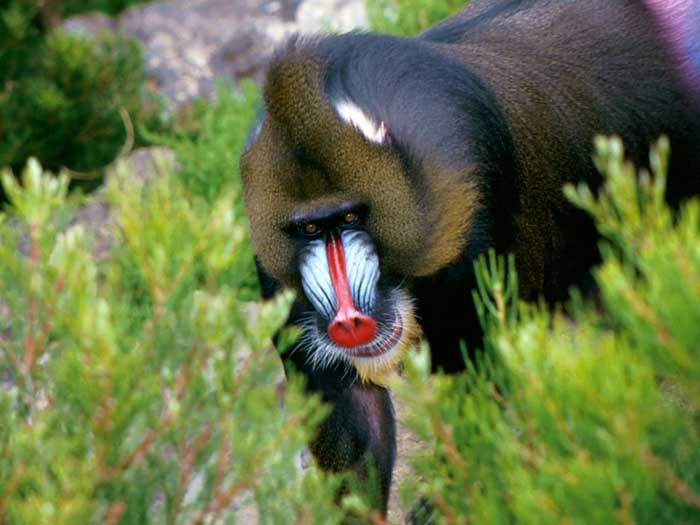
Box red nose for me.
[329,306,377,348]
[325,233,378,348]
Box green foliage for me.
[0,1,161,178]
[146,81,262,296]
[60,0,151,17]
[566,137,700,391]
[394,137,700,524]
[0,159,344,524]
[153,81,260,205]
[367,0,464,35]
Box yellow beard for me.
[350,305,421,386]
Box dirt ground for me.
[388,396,425,523]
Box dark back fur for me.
[420,0,700,298]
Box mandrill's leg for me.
[309,369,396,514]
[257,262,397,515]
[285,302,397,515]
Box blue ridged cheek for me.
[342,230,380,314]
[299,239,337,319]
[298,230,381,320]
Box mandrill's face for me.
[241,107,421,383]
[283,200,419,382]
[240,51,478,383]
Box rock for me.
[209,26,280,85]
[62,12,116,35]
[296,0,367,32]
[63,0,368,110]
[105,146,177,185]
[69,197,112,260]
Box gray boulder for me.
[64,0,367,109]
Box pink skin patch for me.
[325,234,378,347]
[645,0,700,95]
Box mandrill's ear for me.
[333,100,390,146]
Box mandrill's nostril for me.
[328,306,377,348]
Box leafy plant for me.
[153,80,260,206]
[61,0,151,17]
[0,1,161,190]
[0,159,344,524]
[393,137,700,524]
[145,80,262,297]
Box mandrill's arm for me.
[256,259,397,515]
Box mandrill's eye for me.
[304,223,320,235]
[343,212,358,225]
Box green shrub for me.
[153,81,260,206]
[61,0,151,17]
[0,1,161,185]
[367,0,465,35]
[0,159,344,524]
[394,137,700,524]
[146,80,262,297]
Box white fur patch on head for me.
[333,99,388,145]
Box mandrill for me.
[239,0,700,515]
